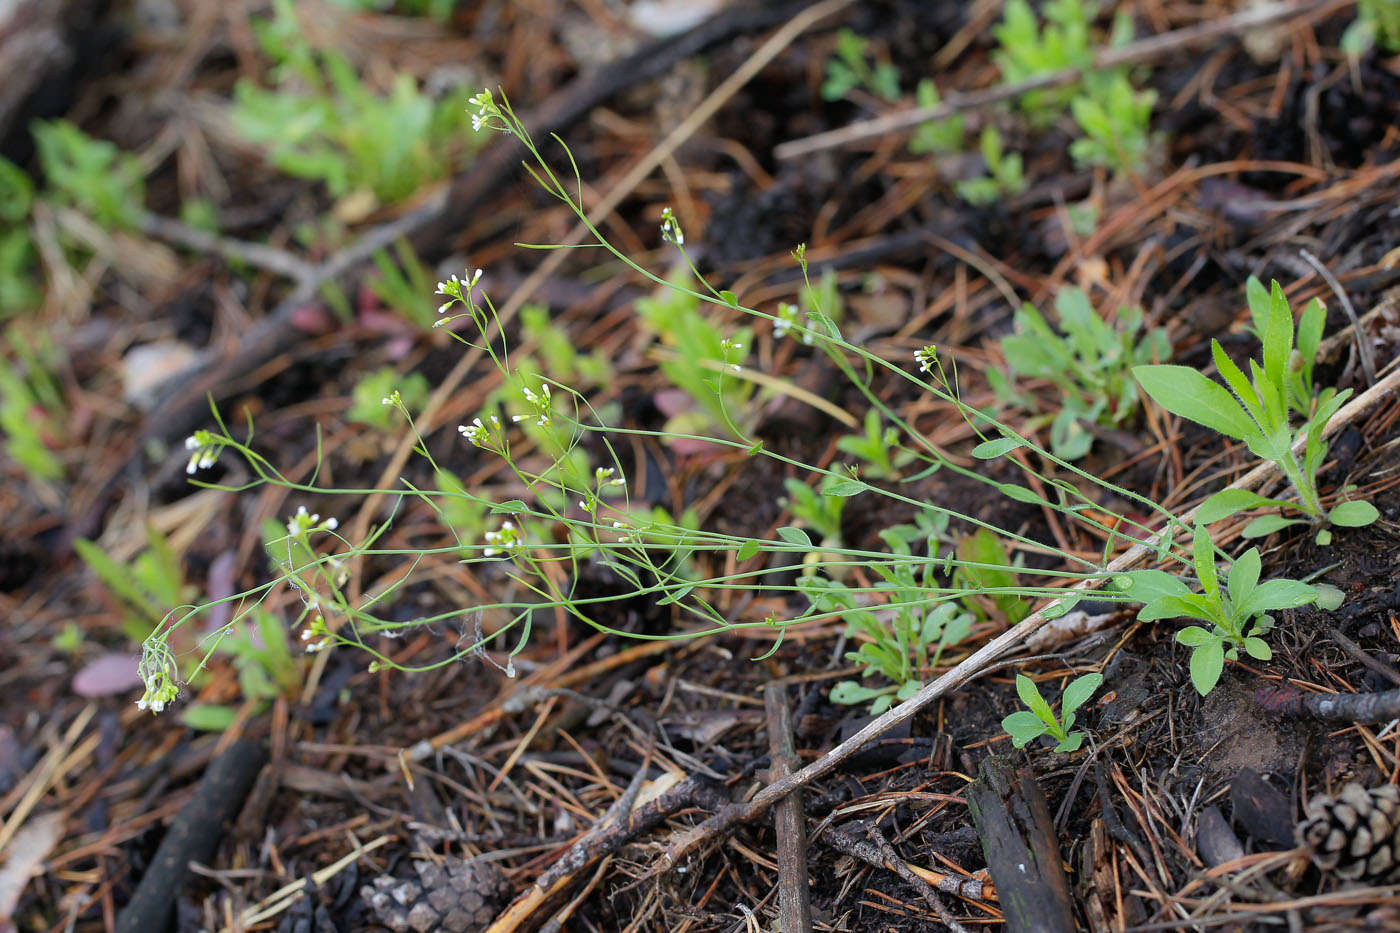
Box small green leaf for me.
[182,704,240,732]
[1133,365,1261,442]
[999,484,1048,506]
[1328,500,1378,528]
[1313,584,1344,611]
[1140,594,1212,622]
[1226,548,1261,607]
[1243,637,1272,661]
[491,500,528,514]
[776,526,811,546]
[823,479,868,497]
[1113,569,1191,603]
[736,539,761,562]
[972,438,1023,459]
[720,290,739,308]
[1189,642,1226,695]
[1197,489,1292,524]
[656,584,694,606]
[1060,673,1103,716]
[1002,710,1049,747]
[1192,522,1218,597]
[1241,514,1302,538]
[1053,732,1086,753]
[1237,579,1317,617]
[1175,625,1217,647]
[829,681,891,706]
[1041,594,1082,620]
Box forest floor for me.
[2,1,1400,931]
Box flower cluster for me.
[483,520,524,558]
[660,207,684,246]
[513,383,552,428]
[183,430,221,475]
[468,89,509,135]
[773,302,814,345]
[594,466,626,488]
[300,614,330,653]
[286,505,339,538]
[436,267,482,310]
[459,413,502,452]
[914,345,939,374]
[720,337,744,373]
[136,639,180,713]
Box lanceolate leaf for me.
[1189,641,1225,695]
[1197,488,1292,524]
[1139,594,1214,622]
[1133,365,1260,441]
[1237,579,1317,617]
[1061,673,1103,715]
[1226,547,1261,607]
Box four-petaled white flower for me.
[287,505,338,538]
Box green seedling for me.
[821,28,901,103]
[955,127,1027,207]
[1134,277,1378,542]
[369,240,437,330]
[993,0,1095,121]
[836,408,914,479]
[990,286,1170,460]
[347,367,428,430]
[75,527,199,642]
[908,78,965,155]
[0,326,65,482]
[635,272,753,442]
[1112,522,1319,695]
[0,157,39,314]
[1002,671,1102,752]
[1069,72,1157,174]
[520,304,613,388]
[807,562,974,715]
[32,120,145,229]
[232,0,476,204]
[1343,0,1400,55]
[953,529,1032,624]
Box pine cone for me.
[1297,783,1400,882]
[361,857,510,933]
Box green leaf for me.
[1197,488,1292,524]
[1060,673,1103,716]
[736,539,761,562]
[1210,340,1262,420]
[1328,500,1378,527]
[1015,674,1054,723]
[1041,593,1082,620]
[1053,732,1086,753]
[1226,548,1261,607]
[1243,637,1273,661]
[1192,522,1218,597]
[972,438,1023,459]
[1113,569,1190,604]
[1140,594,1213,622]
[1261,280,1293,395]
[1175,625,1217,647]
[1133,365,1261,442]
[491,500,528,514]
[823,479,868,497]
[1241,514,1302,538]
[1313,584,1344,611]
[182,704,240,732]
[829,681,892,706]
[999,484,1048,506]
[1002,710,1049,747]
[720,290,739,308]
[776,526,811,546]
[1237,579,1317,617]
[1189,642,1226,695]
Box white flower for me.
[660,207,684,245]
[183,430,220,475]
[914,345,938,374]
